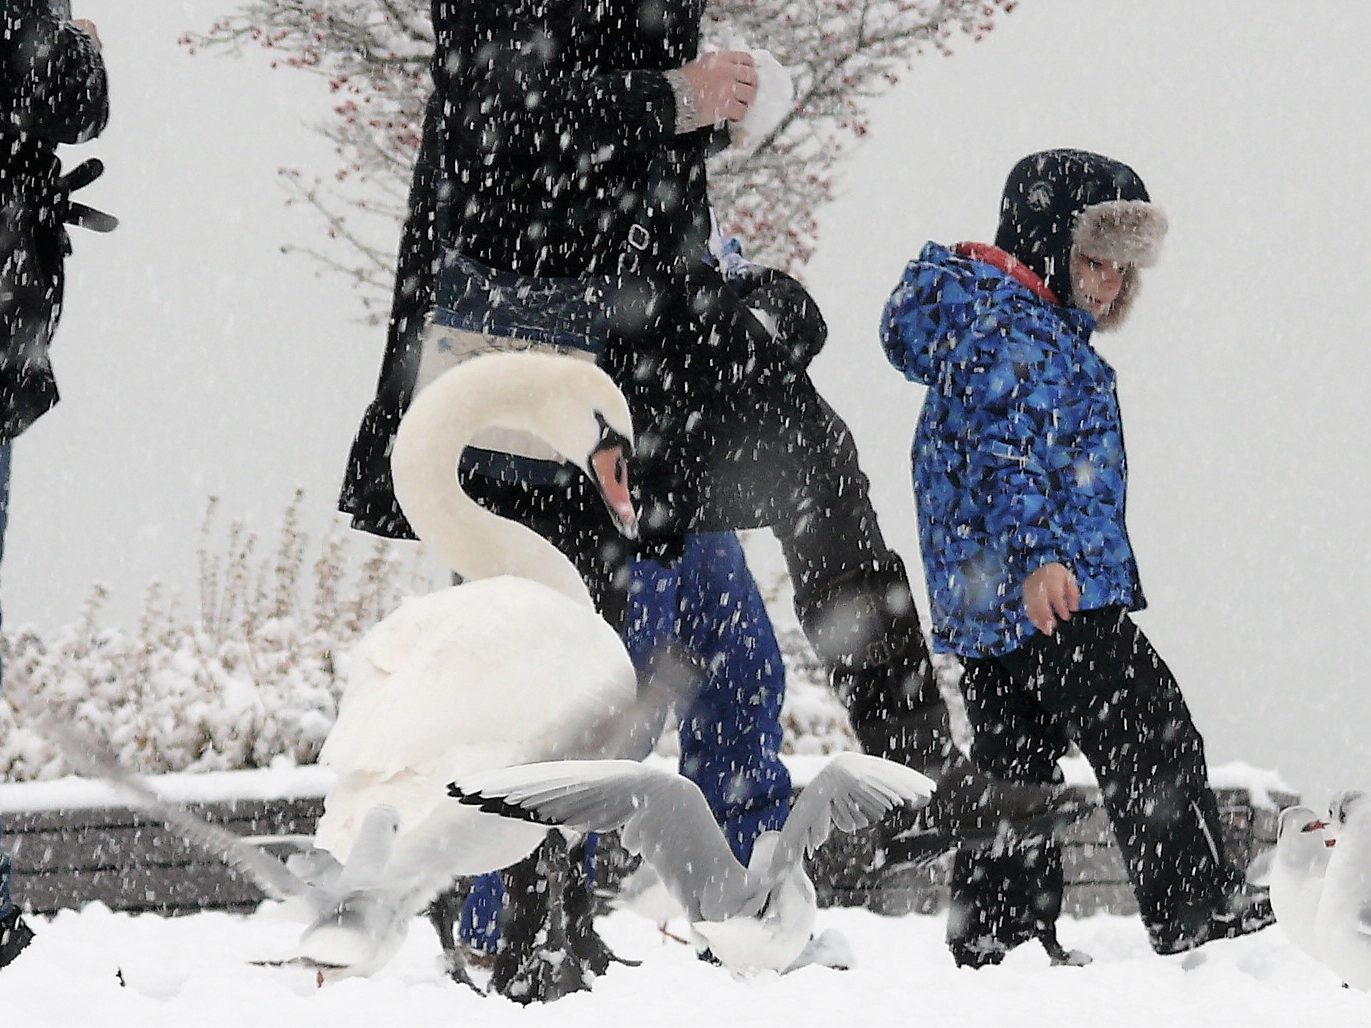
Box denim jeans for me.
[0,438,13,920]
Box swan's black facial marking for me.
[592,411,633,459]
[588,422,638,539]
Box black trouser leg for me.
[947,658,1070,965]
[999,608,1243,949]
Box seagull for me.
[1270,805,1331,962]
[1315,790,1371,990]
[1328,790,1365,833]
[450,752,934,975]
[36,716,414,979]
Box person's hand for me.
[1023,562,1080,636]
[73,19,101,49]
[680,51,758,124]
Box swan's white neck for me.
[391,362,595,608]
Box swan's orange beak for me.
[591,444,639,540]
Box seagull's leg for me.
[427,882,483,993]
[490,833,589,1004]
[565,837,641,972]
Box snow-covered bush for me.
[0,492,430,782]
[0,496,970,781]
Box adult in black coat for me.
[0,0,109,971]
[340,0,1066,876]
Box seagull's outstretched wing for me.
[37,715,309,902]
[451,760,755,921]
[768,752,933,879]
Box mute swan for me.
[300,351,642,985]
[451,752,934,975]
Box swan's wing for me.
[769,752,934,879]
[323,582,635,780]
[451,759,755,921]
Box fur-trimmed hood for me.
[993,149,1167,330]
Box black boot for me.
[855,704,1088,847]
[1149,883,1276,955]
[798,559,1084,849]
[564,840,640,975]
[0,909,34,971]
[491,835,590,1004]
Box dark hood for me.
[992,149,1151,304]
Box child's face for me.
[1069,250,1128,318]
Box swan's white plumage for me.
[299,352,639,972]
[316,578,633,860]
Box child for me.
[880,149,1273,958]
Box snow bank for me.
[5,901,1365,1027]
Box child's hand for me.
[1024,563,1080,636]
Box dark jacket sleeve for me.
[435,1,676,170]
[727,266,828,371]
[0,1,109,145]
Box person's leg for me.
[946,656,1073,967]
[668,533,791,865]
[0,437,31,971]
[460,872,504,955]
[1002,607,1260,952]
[609,274,1073,841]
[449,466,632,984]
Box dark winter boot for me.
[564,839,640,975]
[1149,883,1276,955]
[491,835,590,1004]
[856,704,1088,848]
[798,559,1084,851]
[0,908,34,971]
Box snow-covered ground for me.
[8,902,1365,1027]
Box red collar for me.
[953,242,1061,306]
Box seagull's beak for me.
[1304,819,1330,833]
[590,443,639,540]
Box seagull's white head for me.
[1276,805,1333,870]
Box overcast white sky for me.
[8,2,1368,802]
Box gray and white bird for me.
[1270,805,1331,962]
[1315,790,1371,990]
[451,752,934,975]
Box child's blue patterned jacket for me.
[881,241,1145,658]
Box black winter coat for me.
[340,1,833,542]
[0,1,108,439]
[340,0,716,537]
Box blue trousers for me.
[461,532,793,951]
